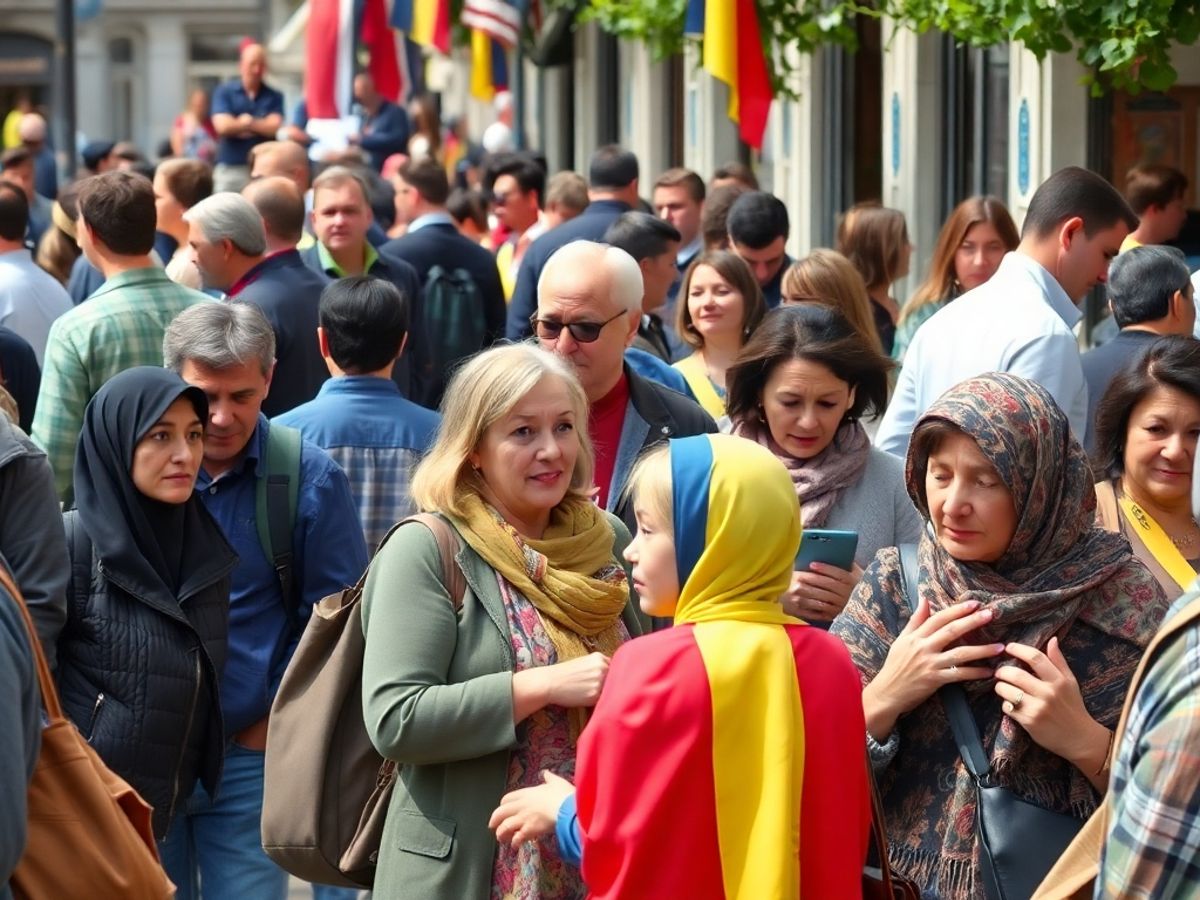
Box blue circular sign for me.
[1018,99,1031,196]
[891,92,901,176]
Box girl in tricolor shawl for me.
[491,433,872,899]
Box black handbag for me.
[897,545,1085,900]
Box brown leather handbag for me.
[862,765,921,900]
[3,565,175,899]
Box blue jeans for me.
[158,744,288,900]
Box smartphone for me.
[794,529,859,572]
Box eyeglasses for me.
[491,191,511,207]
[530,309,627,343]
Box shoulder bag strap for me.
[897,543,992,779]
[0,560,63,720]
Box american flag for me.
[460,0,521,49]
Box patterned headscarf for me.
[904,372,1158,651]
[832,373,1167,899]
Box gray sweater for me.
[824,447,925,567]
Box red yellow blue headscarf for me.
[574,434,870,899]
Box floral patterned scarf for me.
[832,373,1168,899]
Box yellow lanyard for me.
[1118,496,1198,590]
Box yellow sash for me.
[1118,496,1198,590]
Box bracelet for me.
[1094,728,1116,777]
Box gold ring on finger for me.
[1012,689,1024,710]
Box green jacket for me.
[361,512,645,899]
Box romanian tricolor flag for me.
[392,0,451,54]
[684,0,774,150]
[574,435,871,899]
[306,0,402,119]
[469,28,509,101]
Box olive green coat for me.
[360,512,645,899]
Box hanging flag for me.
[683,0,773,150]
[461,0,521,48]
[734,0,772,150]
[362,0,403,102]
[306,0,356,119]
[392,0,451,53]
[470,28,509,101]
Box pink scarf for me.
[733,417,871,527]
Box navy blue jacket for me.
[67,254,104,305]
[298,243,433,408]
[231,250,331,417]
[359,101,411,172]
[0,327,39,433]
[505,199,634,340]
[382,220,506,404]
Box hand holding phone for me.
[794,529,859,572]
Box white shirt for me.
[0,248,73,365]
[875,252,1087,456]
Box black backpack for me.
[423,265,487,376]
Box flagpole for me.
[512,36,525,149]
[54,0,76,179]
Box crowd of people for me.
[1,37,1200,900]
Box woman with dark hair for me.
[836,203,913,356]
[893,196,1019,361]
[831,372,1168,900]
[1092,334,1200,601]
[407,93,443,163]
[56,367,237,844]
[673,250,767,419]
[726,305,923,622]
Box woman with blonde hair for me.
[673,250,767,419]
[34,181,83,287]
[893,195,1018,361]
[361,343,644,900]
[781,248,883,352]
[836,203,913,356]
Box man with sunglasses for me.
[533,240,716,538]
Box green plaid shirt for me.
[30,267,210,500]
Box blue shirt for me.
[210,78,285,166]
[196,416,368,734]
[275,377,440,550]
[625,347,696,402]
[875,252,1087,457]
[359,100,411,172]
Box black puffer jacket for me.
[57,510,236,838]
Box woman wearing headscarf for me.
[831,373,1169,899]
[56,367,237,842]
[361,344,643,900]
[490,434,872,899]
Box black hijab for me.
[74,367,235,606]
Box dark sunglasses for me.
[530,309,626,343]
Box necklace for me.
[1170,523,1200,549]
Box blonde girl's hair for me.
[411,344,596,516]
[781,249,883,353]
[624,444,673,531]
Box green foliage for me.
[572,0,1200,98]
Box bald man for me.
[533,240,715,531]
[16,113,55,200]
[211,42,284,192]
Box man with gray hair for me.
[32,171,209,499]
[1081,245,1196,452]
[159,300,367,897]
[533,239,715,534]
[185,191,329,416]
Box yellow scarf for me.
[449,492,630,662]
[1118,495,1199,591]
[673,353,728,420]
